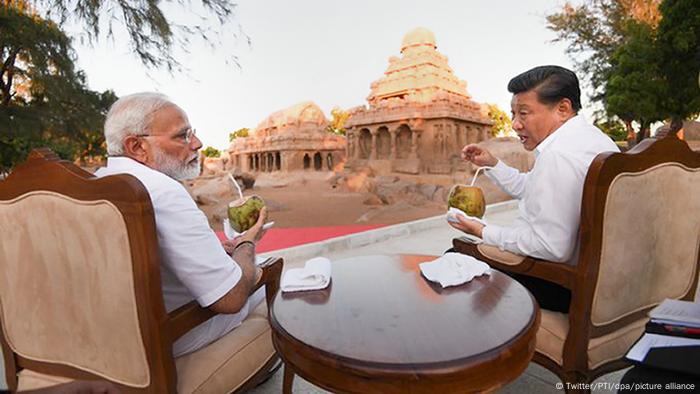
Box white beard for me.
[153,147,200,180]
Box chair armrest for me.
[452,237,576,289]
[254,257,284,307]
[165,257,284,343]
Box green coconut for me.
[227,195,265,233]
[447,184,486,218]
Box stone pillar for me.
[241,154,249,172]
[410,130,419,159]
[390,129,397,159]
[370,129,378,160]
[346,129,354,160]
[281,151,292,172]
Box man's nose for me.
[512,118,523,131]
[191,134,203,150]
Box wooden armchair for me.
[0,149,283,393]
[453,135,700,391]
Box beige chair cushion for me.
[535,310,569,366]
[0,192,149,387]
[176,303,275,394]
[16,303,275,393]
[16,370,73,391]
[477,244,526,265]
[535,311,647,370]
[587,318,647,369]
[592,164,700,326]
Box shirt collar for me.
[106,156,149,171]
[534,114,582,156]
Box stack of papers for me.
[626,333,700,362]
[625,299,700,364]
[649,299,700,328]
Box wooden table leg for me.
[283,363,295,394]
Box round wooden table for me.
[270,254,540,393]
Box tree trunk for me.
[625,120,637,148]
[667,118,683,137]
[637,121,650,144]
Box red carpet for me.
[216,224,386,253]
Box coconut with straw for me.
[227,174,265,233]
[447,166,491,218]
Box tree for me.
[0,0,117,175]
[229,127,249,142]
[547,0,661,100]
[604,20,664,143]
[326,107,349,135]
[594,117,628,141]
[201,146,221,158]
[486,104,513,137]
[547,0,668,144]
[30,0,245,72]
[654,0,700,133]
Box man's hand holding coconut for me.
[447,144,496,238]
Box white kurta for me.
[482,115,619,265]
[96,157,264,356]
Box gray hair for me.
[104,92,174,155]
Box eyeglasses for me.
[135,128,197,145]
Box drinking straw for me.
[228,173,244,200]
[470,166,492,187]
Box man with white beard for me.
[96,92,267,357]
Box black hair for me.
[507,65,581,112]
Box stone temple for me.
[227,101,346,172]
[345,27,492,175]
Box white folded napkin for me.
[446,207,487,226]
[281,257,332,292]
[222,218,274,240]
[419,253,491,288]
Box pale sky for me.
[73,0,580,150]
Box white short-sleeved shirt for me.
[482,115,620,265]
[95,157,263,356]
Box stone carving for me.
[228,101,346,172]
[344,27,492,175]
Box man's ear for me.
[122,135,149,164]
[556,98,574,119]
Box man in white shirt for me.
[450,66,619,312]
[95,92,268,356]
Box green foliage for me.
[594,117,628,141]
[605,20,664,141]
[486,104,512,137]
[31,0,245,72]
[654,0,700,131]
[0,1,117,175]
[201,146,221,158]
[547,0,660,100]
[326,107,349,135]
[229,127,249,141]
[548,0,700,140]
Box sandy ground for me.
[197,171,511,231]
